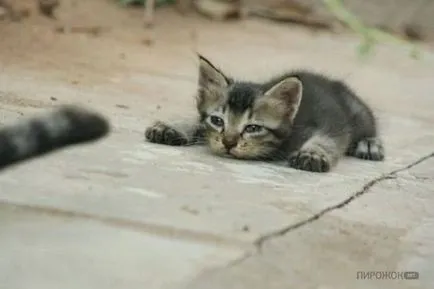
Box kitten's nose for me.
[223,136,238,151]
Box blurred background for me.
[1,0,432,142]
[1,2,434,289]
[1,0,431,57]
[1,0,431,104]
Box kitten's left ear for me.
[264,77,303,121]
[197,54,229,89]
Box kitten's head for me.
[196,54,303,160]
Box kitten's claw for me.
[347,137,385,161]
[145,121,188,146]
[288,150,331,173]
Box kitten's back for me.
[265,70,375,134]
[261,70,379,158]
[263,71,348,129]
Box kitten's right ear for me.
[197,54,229,89]
[264,77,303,122]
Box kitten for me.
[145,54,384,173]
[0,104,110,171]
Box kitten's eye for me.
[210,115,224,127]
[244,125,263,134]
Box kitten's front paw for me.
[145,121,188,146]
[288,150,331,173]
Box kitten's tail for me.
[0,104,110,171]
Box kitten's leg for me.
[332,80,385,161]
[344,105,385,161]
[344,109,385,161]
[288,131,350,173]
[346,137,385,161]
[145,116,204,146]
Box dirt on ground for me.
[1,0,433,122]
[0,0,216,120]
[0,0,192,84]
[0,0,336,117]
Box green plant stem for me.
[323,0,421,59]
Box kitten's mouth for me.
[225,149,247,160]
[220,149,240,159]
[223,149,269,161]
[222,151,236,158]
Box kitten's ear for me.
[197,54,229,89]
[264,77,303,121]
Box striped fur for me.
[0,105,110,171]
[145,54,385,173]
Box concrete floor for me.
[0,3,433,289]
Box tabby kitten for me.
[145,54,384,173]
[0,104,110,171]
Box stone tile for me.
[184,158,434,289]
[0,67,433,244]
[0,204,243,289]
[0,108,432,244]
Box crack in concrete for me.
[221,152,434,269]
[2,152,433,274]
[253,151,434,251]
